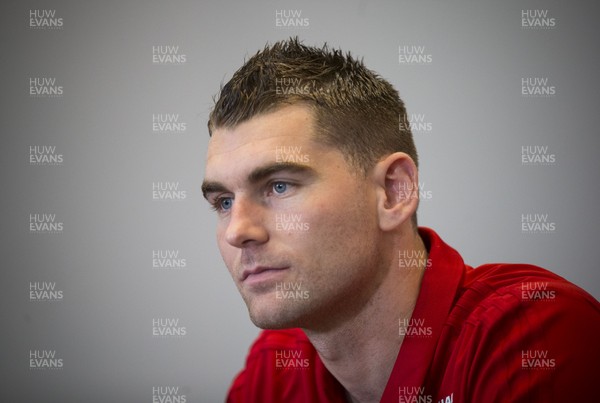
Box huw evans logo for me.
[29,10,63,29]
[275,145,310,163]
[152,386,187,403]
[275,282,310,300]
[521,350,556,369]
[397,182,433,202]
[521,213,556,234]
[29,214,63,234]
[398,386,434,403]
[29,350,63,369]
[521,77,556,97]
[521,145,556,165]
[398,250,432,270]
[152,318,187,338]
[29,145,63,165]
[400,113,432,134]
[30,282,63,301]
[152,250,187,269]
[152,182,187,200]
[399,318,432,338]
[275,77,317,95]
[275,213,310,232]
[152,114,187,134]
[521,282,556,301]
[29,77,63,97]
[152,45,187,65]
[274,349,310,369]
[521,10,556,29]
[275,10,309,28]
[398,46,432,65]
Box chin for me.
[251,318,293,330]
[249,313,297,330]
[247,300,309,330]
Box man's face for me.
[203,105,384,330]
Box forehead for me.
[207,105,314,158]
[205,105,318,179]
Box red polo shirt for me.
[227,227,600,402]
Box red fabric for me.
[227,227,600,402]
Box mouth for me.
[241,266,289,285]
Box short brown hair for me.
[209,37,418,170]
[208,37,419,224]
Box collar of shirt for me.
[380,227,466,402]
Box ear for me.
[372,152,419,232]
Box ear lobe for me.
[374,152,419,232]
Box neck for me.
[303,232,427,403]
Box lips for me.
[241,266,289,282]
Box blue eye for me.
[272,182,288,194]
[212,197,233,212]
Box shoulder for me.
[455,263,599,327]
[451,262,600,354]
[441,263,600,401]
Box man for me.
[202,38,600,402]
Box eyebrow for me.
[201,162,316,200]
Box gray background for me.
[1,0,599,402]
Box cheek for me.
[289,196,379,301]
[312,181,374,227]
[299,190,376,260]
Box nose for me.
[224,196,269,248]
